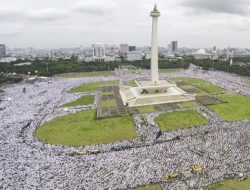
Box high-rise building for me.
[119,44,128,57]
[0,44,6,57]
[128,46,136,52]
[171,41,178,52]
[92,43,105,57]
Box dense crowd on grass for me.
[192,59,250,77]
[0,66,249,189]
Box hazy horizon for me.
[1,0,250,49]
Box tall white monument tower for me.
[119,4,196,107]
[150,4,160,84]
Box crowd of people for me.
[0,67,249,190]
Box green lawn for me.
[155,110,208,132]
[198,85,225,94]
[205,177,250,190]
[136,106,156,114]
[60,72,114,78]
[160,69,181,74]
[71,80,118,93]
[35,110,136,146]
[178,85,195,90]
[102,91,114,95]
[130,184,162,190]
[101,100,117,107]
[209,94,250,121]
[129,80,138,87]
[61,95,94,107]
[178,102,196,109]
[173,77,226,95]
[172,77,211,86]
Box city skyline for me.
[1,0,250,48]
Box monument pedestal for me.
[120,80,196,107]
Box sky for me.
[0,0,250,48]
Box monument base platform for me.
[120,80,196,107]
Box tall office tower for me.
[171,41,178,52]
[92,43,105,57]
[0,44,6,57]
[128,46,136,52]
[119,44,128,57]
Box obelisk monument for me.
[150,4,160,84]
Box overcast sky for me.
[1,0,250,48]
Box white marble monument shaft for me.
[150,5,160,84]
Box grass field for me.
[35,110,136,146]
[129,80,138,87]
[155,110,208,132]
[160,69,181,74]
[209,94,250,121]
[172,77,210,86]
[177,102,196,109]
[198,85,225,94]
[62,95,94,107]
[60,72,114,78]
[136,106,156,114]
[178,85,195,90]
[71,80,118,93]
[130,184,162,190]
[102,91,114,95]
[173,77,227,96]
[205,177,250,190]
[101,100,117,107]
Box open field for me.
[205,176,250,190]
[155,110,208,131]
[71,80,118,93]
[172,77,211,86]
[61,95,94,107]
[198,85,226,94]
[130,184,162,190]
[35,110,136,146]
[177,101,196,108]
[60,72,114,78]
[173,77,227,96]
[209,94,250,121]
[102,91,114,95]
[136,106,156,114]
[129,80,138,87]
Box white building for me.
[127,51,142,61]
[192,49,211,60]
[92,43,105,57]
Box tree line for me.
[0,57,249,84]
[0,59,190,77]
